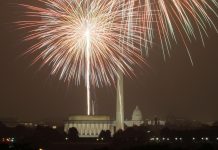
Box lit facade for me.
[65,106,166,138]
[64,115,115,137]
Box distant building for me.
[125,106,144,126]
[64,115,114,138]
[0,118,18,127]
[147,117,166,126]
[65,106,166,138]
[0,118,49,128]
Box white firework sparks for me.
[17,0,218,115]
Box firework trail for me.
[142,0,218,64]
[17,0,218,115]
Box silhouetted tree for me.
[21,125,65,148]
[113,129,124,142]
[123,126,147,143]
[67,127,79,141]
[212,121,218,127]
[99,130,111,141]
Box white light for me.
[101,137,104,140]
[167,138,170,141]
[65,137,68,141]
[180,138,182,141]
[156,138,159,141]
[85,21,91,116]
[216,137,218,140]
[192,137,195,140]
[175,138,178,141]
[85,29,90,39]
[162,138,165,140]
[201,138,204,140]
[205,137,209,141]
[147,131,151,133]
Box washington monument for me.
[116,71,124,130]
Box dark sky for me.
[0,0,218,123]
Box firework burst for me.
[18,0,147,115]
[17,0,218,115]
[18,0,146,86]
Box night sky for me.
[0,0,218,123]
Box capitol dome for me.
[132,106,143,121]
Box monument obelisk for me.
[116,71,124,130]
